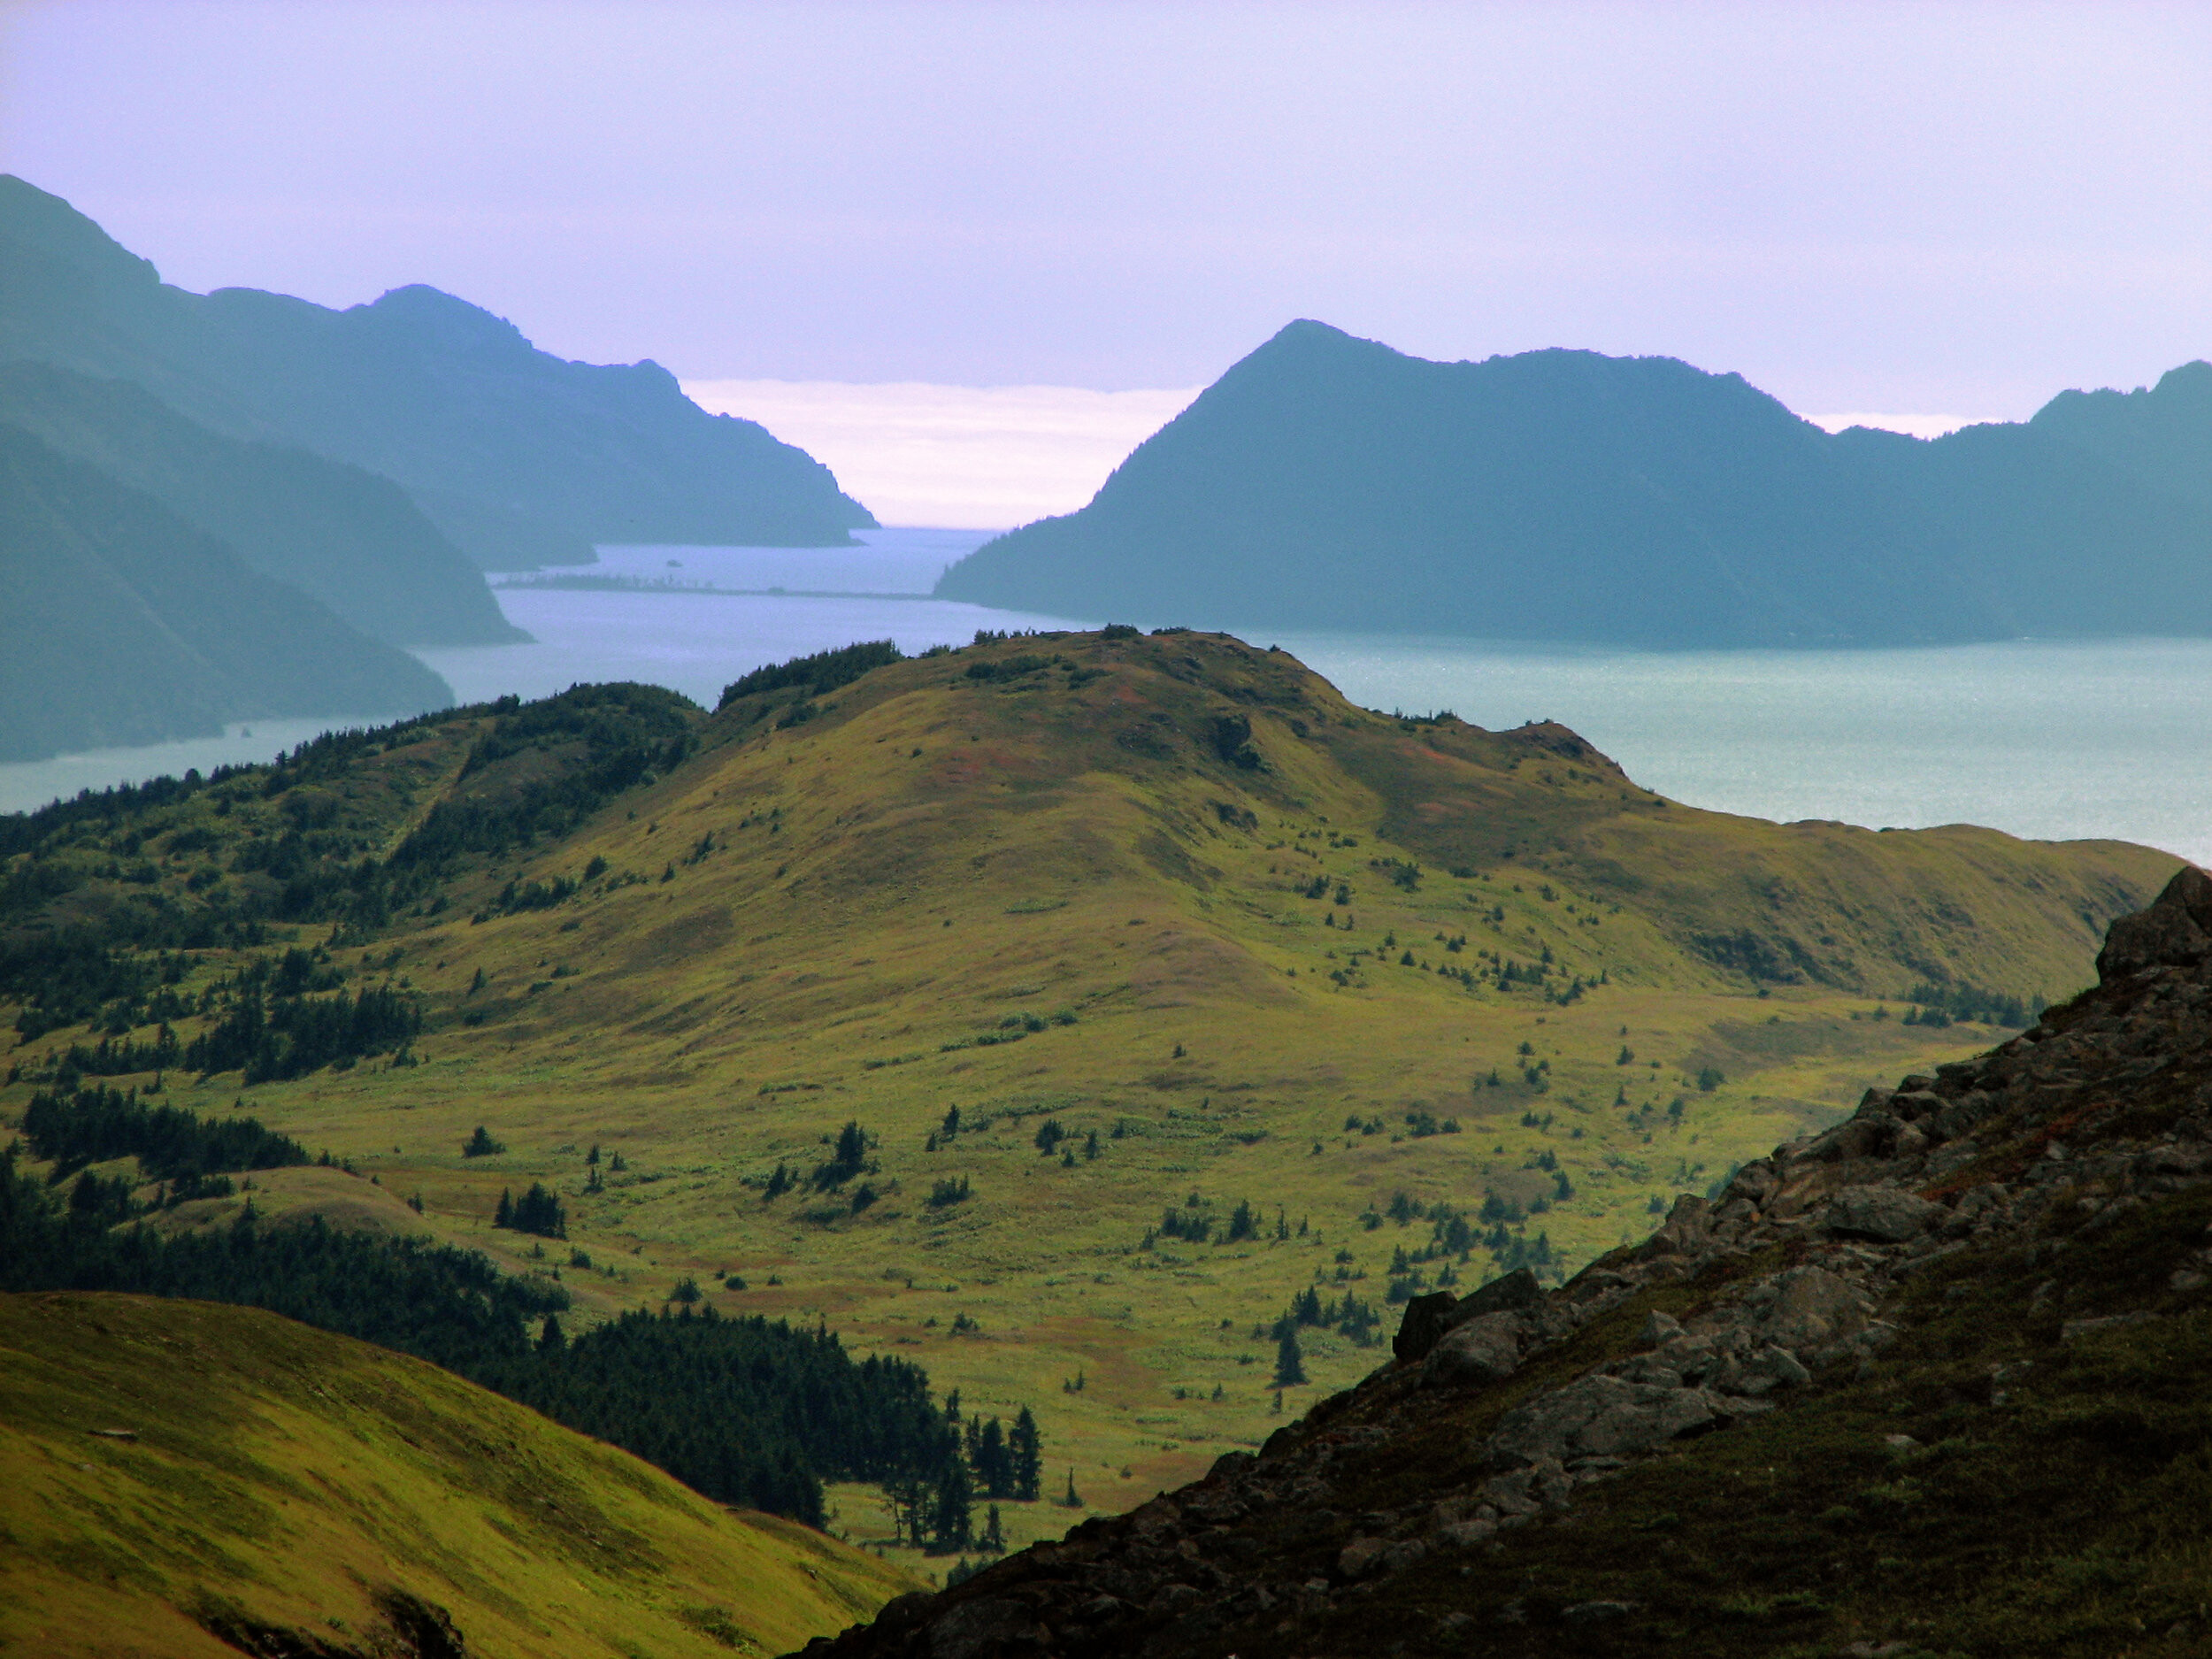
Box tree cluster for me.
[0,1142,1034,1530]
[494,1182,566,1239]
[20,1083,309,1182]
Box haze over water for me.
[4,530,2209,868]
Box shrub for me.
[718,641,902,710]
[462,1125,505,1157]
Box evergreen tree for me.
[971,1416,1012,1498]
[1274,1325,1308,1386]
[1009,1406,1043,1501]
[929,1457,973,1552]
[495,1187,514,1227]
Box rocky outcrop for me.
[794,863,2212,1659]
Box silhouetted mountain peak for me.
[357,283,535,359]
[941,319,2212,648]
[1,176,878,561]
[2030,355,2212,508]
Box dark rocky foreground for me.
[794,865,2212,1658]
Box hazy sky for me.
[4,1,2209,421]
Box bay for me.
[1269,633,2212,865]
[4,534,2208,869]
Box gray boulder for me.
[1751,1265,1870,1349]
[2098,863,2212,980]
[1392,1267,1544,1363]
[1826,1186,1947,1243]
[1425,1311,1525,1386]
[1486,1374,1719,1466]
[928,1597,1041,1659]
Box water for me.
[0,717,419,815]
[418,587,1084,711]
[1269,633,2212,864]
[571,526,988,596]
[6,534,2210,867]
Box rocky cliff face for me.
[796,864,2212,1657]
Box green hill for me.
[0,174,876,567]
[936,320,2212,646]
[804,862,2212,1658]
[0,423,451,759]
[0,360,521,647]
[0,633,2176,1548]
[0,1291,915,1657]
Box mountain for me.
[935,321,2212,647]
[0,423,451,760]
[0,174,877,568]
[0,633,2176,1560]
[2031,358,2212,510]
[0,1291,914,1656]
[803,861,2212,1658]
[0,360,522,647]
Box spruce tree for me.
[1009,1406,1042,1501]
[1274,1325,1308,1386]
[972,1416,1011,1497]
[930,1458,973,1552]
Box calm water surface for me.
[1269,634,2212,864]
[5,536,2208,864]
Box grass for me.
[0,1291,917,1656]
[0,630,2177,1575]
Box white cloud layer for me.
[686,380,1201,530]
[1801,411,1993,441]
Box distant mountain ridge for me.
[0,425,450,761]
[2031,358,2212,510]
[937,320,2212,647]
[0,361,521,648]
[0,175,877,567]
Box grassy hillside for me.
[0,632,2176,1555]
[806,862,2212,1659]
[0,1292,915,1657]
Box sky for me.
[4,1,2209,524]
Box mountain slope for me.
[0,1291,915,1657]
[0,174,876,566]
[2031,357,2212,510]
[936,321,2212,646]
[802,862,2212,1659]
[0,359,522,647]
[0,633,2176,1541]
[0,423,452,760]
